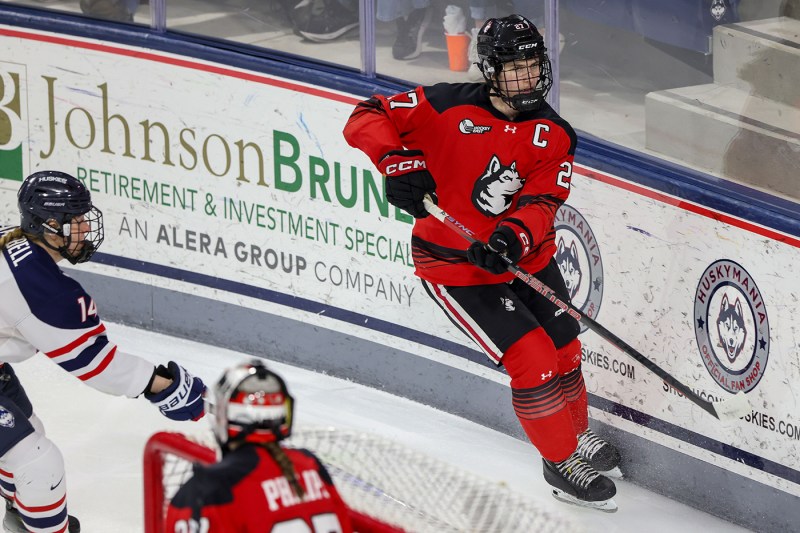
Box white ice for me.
[14,322,752,533]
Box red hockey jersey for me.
[343,82,577,286]
[165,445,353,533]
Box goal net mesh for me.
[144,427,583,533]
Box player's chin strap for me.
[37,222,95,264]
[422,194,750,423]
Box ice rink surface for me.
[15,322,752,532]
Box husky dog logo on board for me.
[694,259,769,393]
[554,205,603,333]
[555,237,582,300]
[471,156,524,216]
[710,0,727,21]
[717,294,747,363]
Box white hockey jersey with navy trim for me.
[0,234,154,398]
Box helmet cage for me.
[211,360,295,450]
[477,15,553,112]
[18,171,104,264]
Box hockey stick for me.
[422,196,750,422]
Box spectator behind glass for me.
[377,0,431,60]
[80,0,140,22]
[296,0,359,42]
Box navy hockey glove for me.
[379,149,437,219]
[145,361,206,421]
[467,223,530,275]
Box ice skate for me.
[4,498,81,533]
[543,452,618,512]
[576,428,623,478]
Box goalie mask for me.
[477,14,553,112]
[210,360,295,449]
[17,171,104,264]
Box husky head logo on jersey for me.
[716,294,747,363]
[0,407,15,428]
[555,237,582,300]
[472,155,524,216]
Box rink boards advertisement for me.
[0,27,798,499]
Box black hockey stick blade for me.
[422,196,750,422]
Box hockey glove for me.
[145,361,206,421]
[379,149,437,219]
[467,223,530,275]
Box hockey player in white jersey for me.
[0,171,207,533]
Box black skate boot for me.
[4,498,81,532]
[576,428,622,476]
[543,452,617,512]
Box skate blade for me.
[599,466,623,479]
[551,489,618,513]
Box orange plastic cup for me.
[445,33,471,71]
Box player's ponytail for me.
[0,228,24,249]
[263,442,306,499]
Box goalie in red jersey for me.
[344,14,621,511]
[165,360,353,532]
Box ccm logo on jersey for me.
[384,160,426,175]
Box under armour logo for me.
[500,297,515,311]
[504,125,517,134]
[554,308,565,317]
[541,371,553,380]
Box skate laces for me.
[576,429,607,460]
[555,453,600,489]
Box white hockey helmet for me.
[209,359,294,448]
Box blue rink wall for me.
[1,6,799,532]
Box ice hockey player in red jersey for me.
[0,171,206,532]
[165,359,354,532]
[343,14,621,511]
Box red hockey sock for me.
[557,338,588,434]
[503,328,578,462]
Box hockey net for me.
[144,428,583,533]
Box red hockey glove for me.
[467,223,531,275]
[379,150,437,219]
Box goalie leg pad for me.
[0,432,71,533]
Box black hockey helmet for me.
[477,14,553,112]
[17,170,104,264]
[210,359,295,451]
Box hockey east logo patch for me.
[0,64,27,182]
[694,259,770,393]
[554,204,603,333]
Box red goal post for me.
[143,429,582,533]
